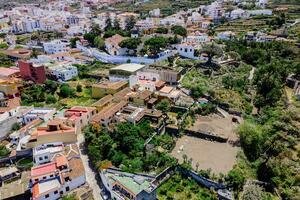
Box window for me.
[54,190,58,194]
[66,186,70,192]
[60,191,63,195]
[44,156,48,159]
[43,176,46,180]
[39,157,43,161]
[45,194,49,198]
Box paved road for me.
[77,133,103,200]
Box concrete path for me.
[77,133,103,200]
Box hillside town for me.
[0,0,299,200]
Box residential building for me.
[183,32,210,44]
[18,60,46,84]
[33,143,64,165]
[100,167,157,200]
[145,66,183,85]
[157,86,181,102]
[63,106,97,128]
[217,31,236,40]
[92,81,128,98]
[46,63,78,82]
[20,107,56,125]
[31,154,85,200]
[176,42,201,59]
[91,101,128,127]
[92,94,114,111]
[0,78,21,98]
[25,119,77,149]
[43,39,70,54]
[109,63,146,82]
[0,167,20,185]
[0,98,20,139]
[104,34,128,56]
[228,9,249,20]
[129,90,153,106]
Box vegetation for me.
[84,121,176,173]
[0,145,10,158]
[0,53,14,67]
[144,36,168,57]
[171,25,187,37]
[158,172,218,200]
[181,70,209,98]
[155,99,171,113]
[119,38,141,50]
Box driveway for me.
[77,133,104,200]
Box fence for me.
[77,42,175,64]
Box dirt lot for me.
[171,135,240,174]
[187,114,239,141]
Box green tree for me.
[156,99,171,113]
[237,122,264,161]
[201,43,222,65]
[226,168,245,191]
[144,36,168,57]
[70,37,80,48]
[241,184,264,200]
[45,94,57,104]
[119,38,141,50]
[0,145,10,158]
[76,84,83,92]
[156,27,168,34]
[11,122,21,132]
[59,84,75,98]
[31,48,38,58]
[83,33,97,45]
[171,25,187,37]
[94,36,105,50]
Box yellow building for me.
[0,78,20,98]
[92,94,114,112]
[26,119,77,148]
[92,81,128,99]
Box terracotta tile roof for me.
[64,157,85,179]
[92,94,113,107]
[105,34,126,46]
[55,155,68,168]
[92,101,128,123]
[160,86,173,94]
[31,162,57,177]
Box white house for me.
[105,34,128,56]
[47,63,78,82]
[205,1,224,20]
[256,0,268,8]
[43,39,70,54]
[229,9,249,20]
[31,153,86,200]
[20,107,56,125]
[33,143,64,165]
[176,42,201,59]
[217,31,236,40]
[184,32,210,44]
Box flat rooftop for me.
[104,170,155,195]
[110,63,146,73]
